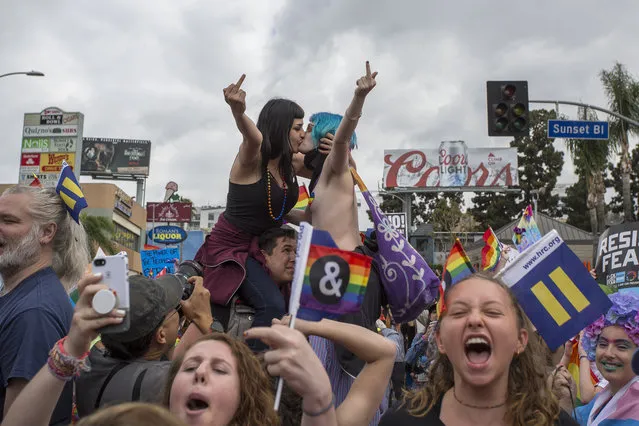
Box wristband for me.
[579,355,589,361]
[303,393,335,417]
[47,336,91,381]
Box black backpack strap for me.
[94,362,128,409]
[131,368,148,401]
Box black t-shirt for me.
[379,398,579,426]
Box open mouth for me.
[186,397,210,412]
[465,336,492,365]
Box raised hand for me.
[354,61,378,97]
[223,74,247,116]
[65,273,125,358]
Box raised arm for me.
[224,74,263,167]
[326,61,377,175]
[280,317,395,426]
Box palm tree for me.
[599,62,639,222]
[565,107,611,235]
[80,213,118,258]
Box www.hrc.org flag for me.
[437,239,475,317]
[481,227,502,271]
[56,161,88,224]
[497,230,612,350]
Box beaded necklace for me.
[266,169,287,220]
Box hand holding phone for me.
[91,253,130,334]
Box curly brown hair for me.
[402,273,561,425]
[163,333,279,426]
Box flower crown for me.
[581,292,639,361]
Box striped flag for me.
[293,184,311,211]
[289,223,372,321]
[437,239,475,317]
[566,338,598,403]
[481,227,502,271]
[55,161,88,224]
[512,205,542,252]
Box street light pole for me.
[530,99,639,127]
[0,70,45,79]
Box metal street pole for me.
[530,99,639,127]
[0,70,45,79]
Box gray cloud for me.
[1,0,638,209]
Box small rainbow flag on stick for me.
[299,242,372,320]
[481,227,502,271]
[437,239,475,317]
[293,183,311,211]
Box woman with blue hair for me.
[299,112,358,195]
[195,65,375,352]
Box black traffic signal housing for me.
[486,81,529,137]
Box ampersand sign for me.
[309,255,350,305]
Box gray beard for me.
[0,225,42,280]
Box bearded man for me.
[0,186,89,425]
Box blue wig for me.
[309,112,357,150]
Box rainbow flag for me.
[289,223,372,321]
[437,239,475,317]
[512,205,542,252]
[294,184,311,211]
[299,243,372,320]
[481,227,502,271]
[566,337,598,403]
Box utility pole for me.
[530,100,639,127]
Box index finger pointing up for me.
[236,74,246,88]
[365,61,371,77]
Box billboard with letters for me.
[383,143,518,189]
[80,137,151,178]
[146,202,192,223]
[19,107,84,187]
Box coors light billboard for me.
[383,141,518,188]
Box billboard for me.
[19,107,84,188]
[595,222,639,295]
[147,202,192,223]
[383,143,518,189]
[81,137,151,178]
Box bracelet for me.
[47,336,91,381]
[303,393,335,417]
[579,355,589,360]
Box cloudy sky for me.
[2,0,639,210]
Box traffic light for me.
[486,81,529,137]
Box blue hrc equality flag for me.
[497,230,612,351]
[55,161,88,224]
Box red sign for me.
[21,153,40,166]
[147,202,192,223]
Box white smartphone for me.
[92,253,130,334]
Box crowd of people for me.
[0,60,638,426]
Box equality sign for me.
[595,222,639,294]
[498,230,612,350]
[140,247,179,278]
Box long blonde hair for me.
[403,273,561,425]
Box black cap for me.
[108,274,183,343]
